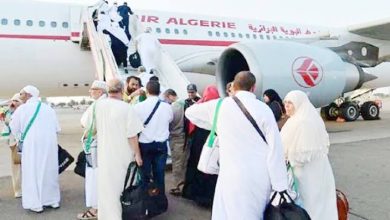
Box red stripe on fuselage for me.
[0,34,71,40]
[0,34,235,47]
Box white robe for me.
[89,98,143,220]
[185,91,288,220]
[136,33,161,73]
[10,97,60,209]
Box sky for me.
[45,0,390,27]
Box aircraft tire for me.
[321,103,339,121]
[361,101,380,120]
[340,102,360,121]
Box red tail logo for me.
[292,57,323,88]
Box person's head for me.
[9,93,23,111]
[137,66,146,74]
[113,1,118,6]
[19,85,39,102]
[123,1,127,5]
[89,80,107,100]
[144,27,152,33]
[232,71,256,93]
[187,83,198,100]
[225,82,234,96]
[263,89,282,104]
[107,79,124,99]
[199,85,219,103]
[149,76,159,82]
[126,76,142,94]
[163,89,177,104]
[283,90,310,117]
[146,81,160,96]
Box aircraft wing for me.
[349,18,390,40]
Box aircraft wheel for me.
[361,101,380,120]
[321,103,339,121]
[340,102,360,121]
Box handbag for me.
[264,191,311,220]
[74,151,86,177]
[197,98,223,175]
[58,145,74,174]
[129,51,142,68]
[121,162,168,220]
[336,189,349,220]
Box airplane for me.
[1,0,390,122]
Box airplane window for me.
[183,29,188,35]
[14,19,21,26]
[62,22,69,28]
[156,27,161,33]
[253,34,257,39]
[39,20,45,27]
[259,35,264,39]
[1,18,7,25]
[165,28,170,34]
[231,33,235,38]
[273,35,277,40]
[279,36,283,39]
[26,20,33,26]
[245,33,250,39]
[208,31,212,36]
[266,35,270,40]
[216,32,221,37]
[174,29,179,34]
[51,21,57,28]
[238,33,243,38]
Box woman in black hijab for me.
[263,89,285,122]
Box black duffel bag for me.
[121,162,168,220]
[74,151,86,177]
[58,145,74,174]
[129,51,142,68]
[264,191,311,220]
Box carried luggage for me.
[121,162,168,220]
[129,51,142,68]
[58,145,74,174]
[74,151,86,177]
[264,191,311,220]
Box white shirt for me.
[134,96,173,143]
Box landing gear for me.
[360,101,380,120]
[340,102,360,121]
[321,103,339,121]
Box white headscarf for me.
[21,85,40,97]
[280,90,329,166]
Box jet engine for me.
[216,41,374,107]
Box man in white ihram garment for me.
[77,80,107,219]
[10,85,61,213]
[185,71,288,219]
[89,79,144,220]
[135,27,161,73]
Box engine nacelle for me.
[216,41,363,107]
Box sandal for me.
[169,187,182,196]
[77,209,97,220]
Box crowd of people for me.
[0,69,339,220]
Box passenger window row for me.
[154,27,188,35]
[0,18,69,28]
[208,30,290,40]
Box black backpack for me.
[129,51,142,68]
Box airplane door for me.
[70,6,83,42]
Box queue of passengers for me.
[0,70,338,220]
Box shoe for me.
[124,69,128,74]
[30,207,44,213]
[14,192,22,198]
[50,203,60,209]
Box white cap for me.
[20,85,39,97]
[11,93,22,103]
[90,80,107,91]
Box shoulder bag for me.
[197,98,223,175]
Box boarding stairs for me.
[80,6,190,99]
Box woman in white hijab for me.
[280,90,337,220]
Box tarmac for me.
[0,98,389,220]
